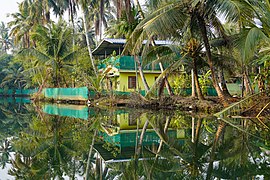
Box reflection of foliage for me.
[11,114,94,179]
[0,139,12,168]
[102,142,120,157]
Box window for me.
[128,76,136,89]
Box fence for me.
[43,87,88,100]
[0,89,37,96]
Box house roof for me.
[93,38,173,56]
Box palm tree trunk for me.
[135,56,150,92]
[81,7,97,76]
[125,0,134,23]
[116,0,122,19]
[149,116,171,177]
[244,69,254,94]
[99,0,104,41]
[206,122,226,180]
[85,130,97,180]
[197,15,228,105]
[159,62,174,96]
[191,69,196,97]
[218,67,232,97]
[193,58,204,100]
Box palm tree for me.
[78,0,97,76]
[126,0,258,104]
[8,1,34,48]
[0,22,13,53]
[20,20,78,87]
[183,38,205,100]
[1,66,27,89]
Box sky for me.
[0,0,146,25]
[0,0,22,24]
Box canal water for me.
[0,98,269,179]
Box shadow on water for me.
[0,99,270,179]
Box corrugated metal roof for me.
[92,38,173,56]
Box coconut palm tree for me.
[20,20,78,87]
[126,0,258,104]
[0,22,13,53]
[77,0,98,76]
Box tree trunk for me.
[99,0,104,41]
[206,122,226,180]
[116,0,122,19]
[81,7,97,76]
[34,69,51,101]
[159,62,174,96]
[85,130,97,180]
[193,58,204,100]
[218,67,232,97]
[135,56,150,92]
[125,0,134,23]
[191,69,196,97]
[244,69,254,95]
[197,15,228,105]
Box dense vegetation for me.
[1,0,270,104]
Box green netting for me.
[0,89,37,96]
[0,97,15,104]
[98,56,165,71]
[43,87,88,100]
[119,56,161,70]
[101,130,177,148]
[15,97,31,103]
[15,89,38,95]
[207,87,218,96]
[42,104,89,120]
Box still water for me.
[0,98,270,179]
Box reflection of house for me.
[93,39,171,92]
[95,111,188,163]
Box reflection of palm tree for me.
[8,153,33,179]
[0,139,12,168]
[147,114,211,179]
[209,120,270,179]
[11,115,81,179]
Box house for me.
[93,38,172,93]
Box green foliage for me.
[199,70,212,95]
[171,73,191,96]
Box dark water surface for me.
[0,99,270,179]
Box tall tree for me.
[20,20,78,87]
[126,0,257,104]
[78,0,97,76]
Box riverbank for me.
[91,93,225,113]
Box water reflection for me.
[0,101,269,179]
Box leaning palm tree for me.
[125,0,257,104]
